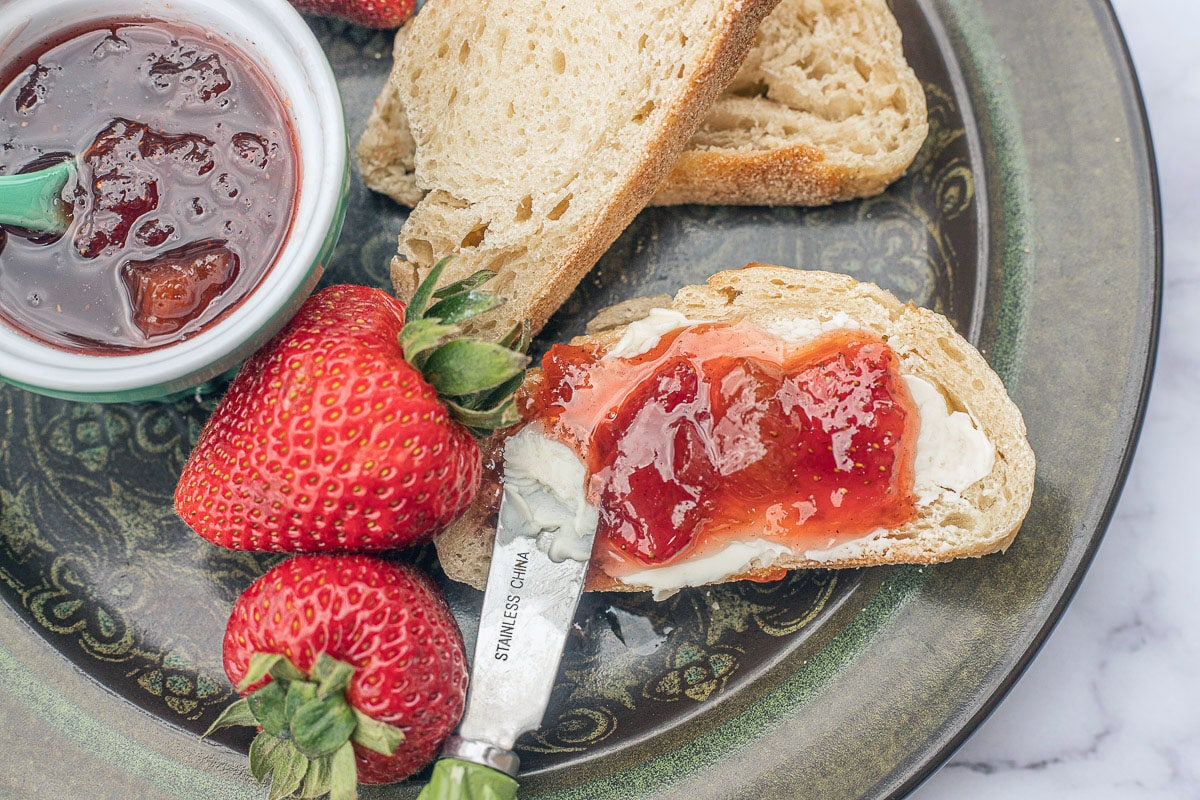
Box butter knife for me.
[418,429,598,800]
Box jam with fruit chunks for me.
[120,240,239,338]
[522,322,920,575]
[0,21,297,353]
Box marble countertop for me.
[912,2,1200,797]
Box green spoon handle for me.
[0,161,73,233]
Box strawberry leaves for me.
[425,289,504,325]
[399,258,530,437]
[423,339,527,396]
[351,708,406,755]
[206,652,405,800]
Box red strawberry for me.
[207,555,468,796]
[289,0,415,29]
[175,261,529,552]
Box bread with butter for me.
[433,265,1036,592]
[357,0,927,210]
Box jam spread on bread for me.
[0,21,297,352]
[522,321,920,574]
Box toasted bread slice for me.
[357,0,927,210]
[384,0,781,340]
[433,265,1036,592]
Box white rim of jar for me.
[0,0,347,399]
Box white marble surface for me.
[911,2,1200,798]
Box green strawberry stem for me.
[399,258,531,437]
[205,652,405,800]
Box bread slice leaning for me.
[357,0,927,211]
[433,265,1036,592]
[385,0,781,340]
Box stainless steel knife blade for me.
[440,429,599,778]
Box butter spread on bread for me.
[432,266,1036,594]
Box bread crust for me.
[648,143,848,207]
[433,265,1036,593]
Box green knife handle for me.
[416,758,519,800]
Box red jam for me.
[521,321,920,576]
[0,21,297,353]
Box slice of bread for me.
[433,265,1036,592]
[384,0,781,340]
[651,0,928,206]
[357,0,927,210]
[358,26,422,208]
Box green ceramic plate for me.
[0,0,1159,798]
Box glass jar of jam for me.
[0,19,299,354]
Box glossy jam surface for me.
[0,21,297,353]
[522,322,920,575]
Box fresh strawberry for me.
[206,555,467,796]
[289,0,415,29]
[175,260,529,552]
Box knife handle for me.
[416,757,519,800]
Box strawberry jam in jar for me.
[0,20,298,353]
[522,321,921,578]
